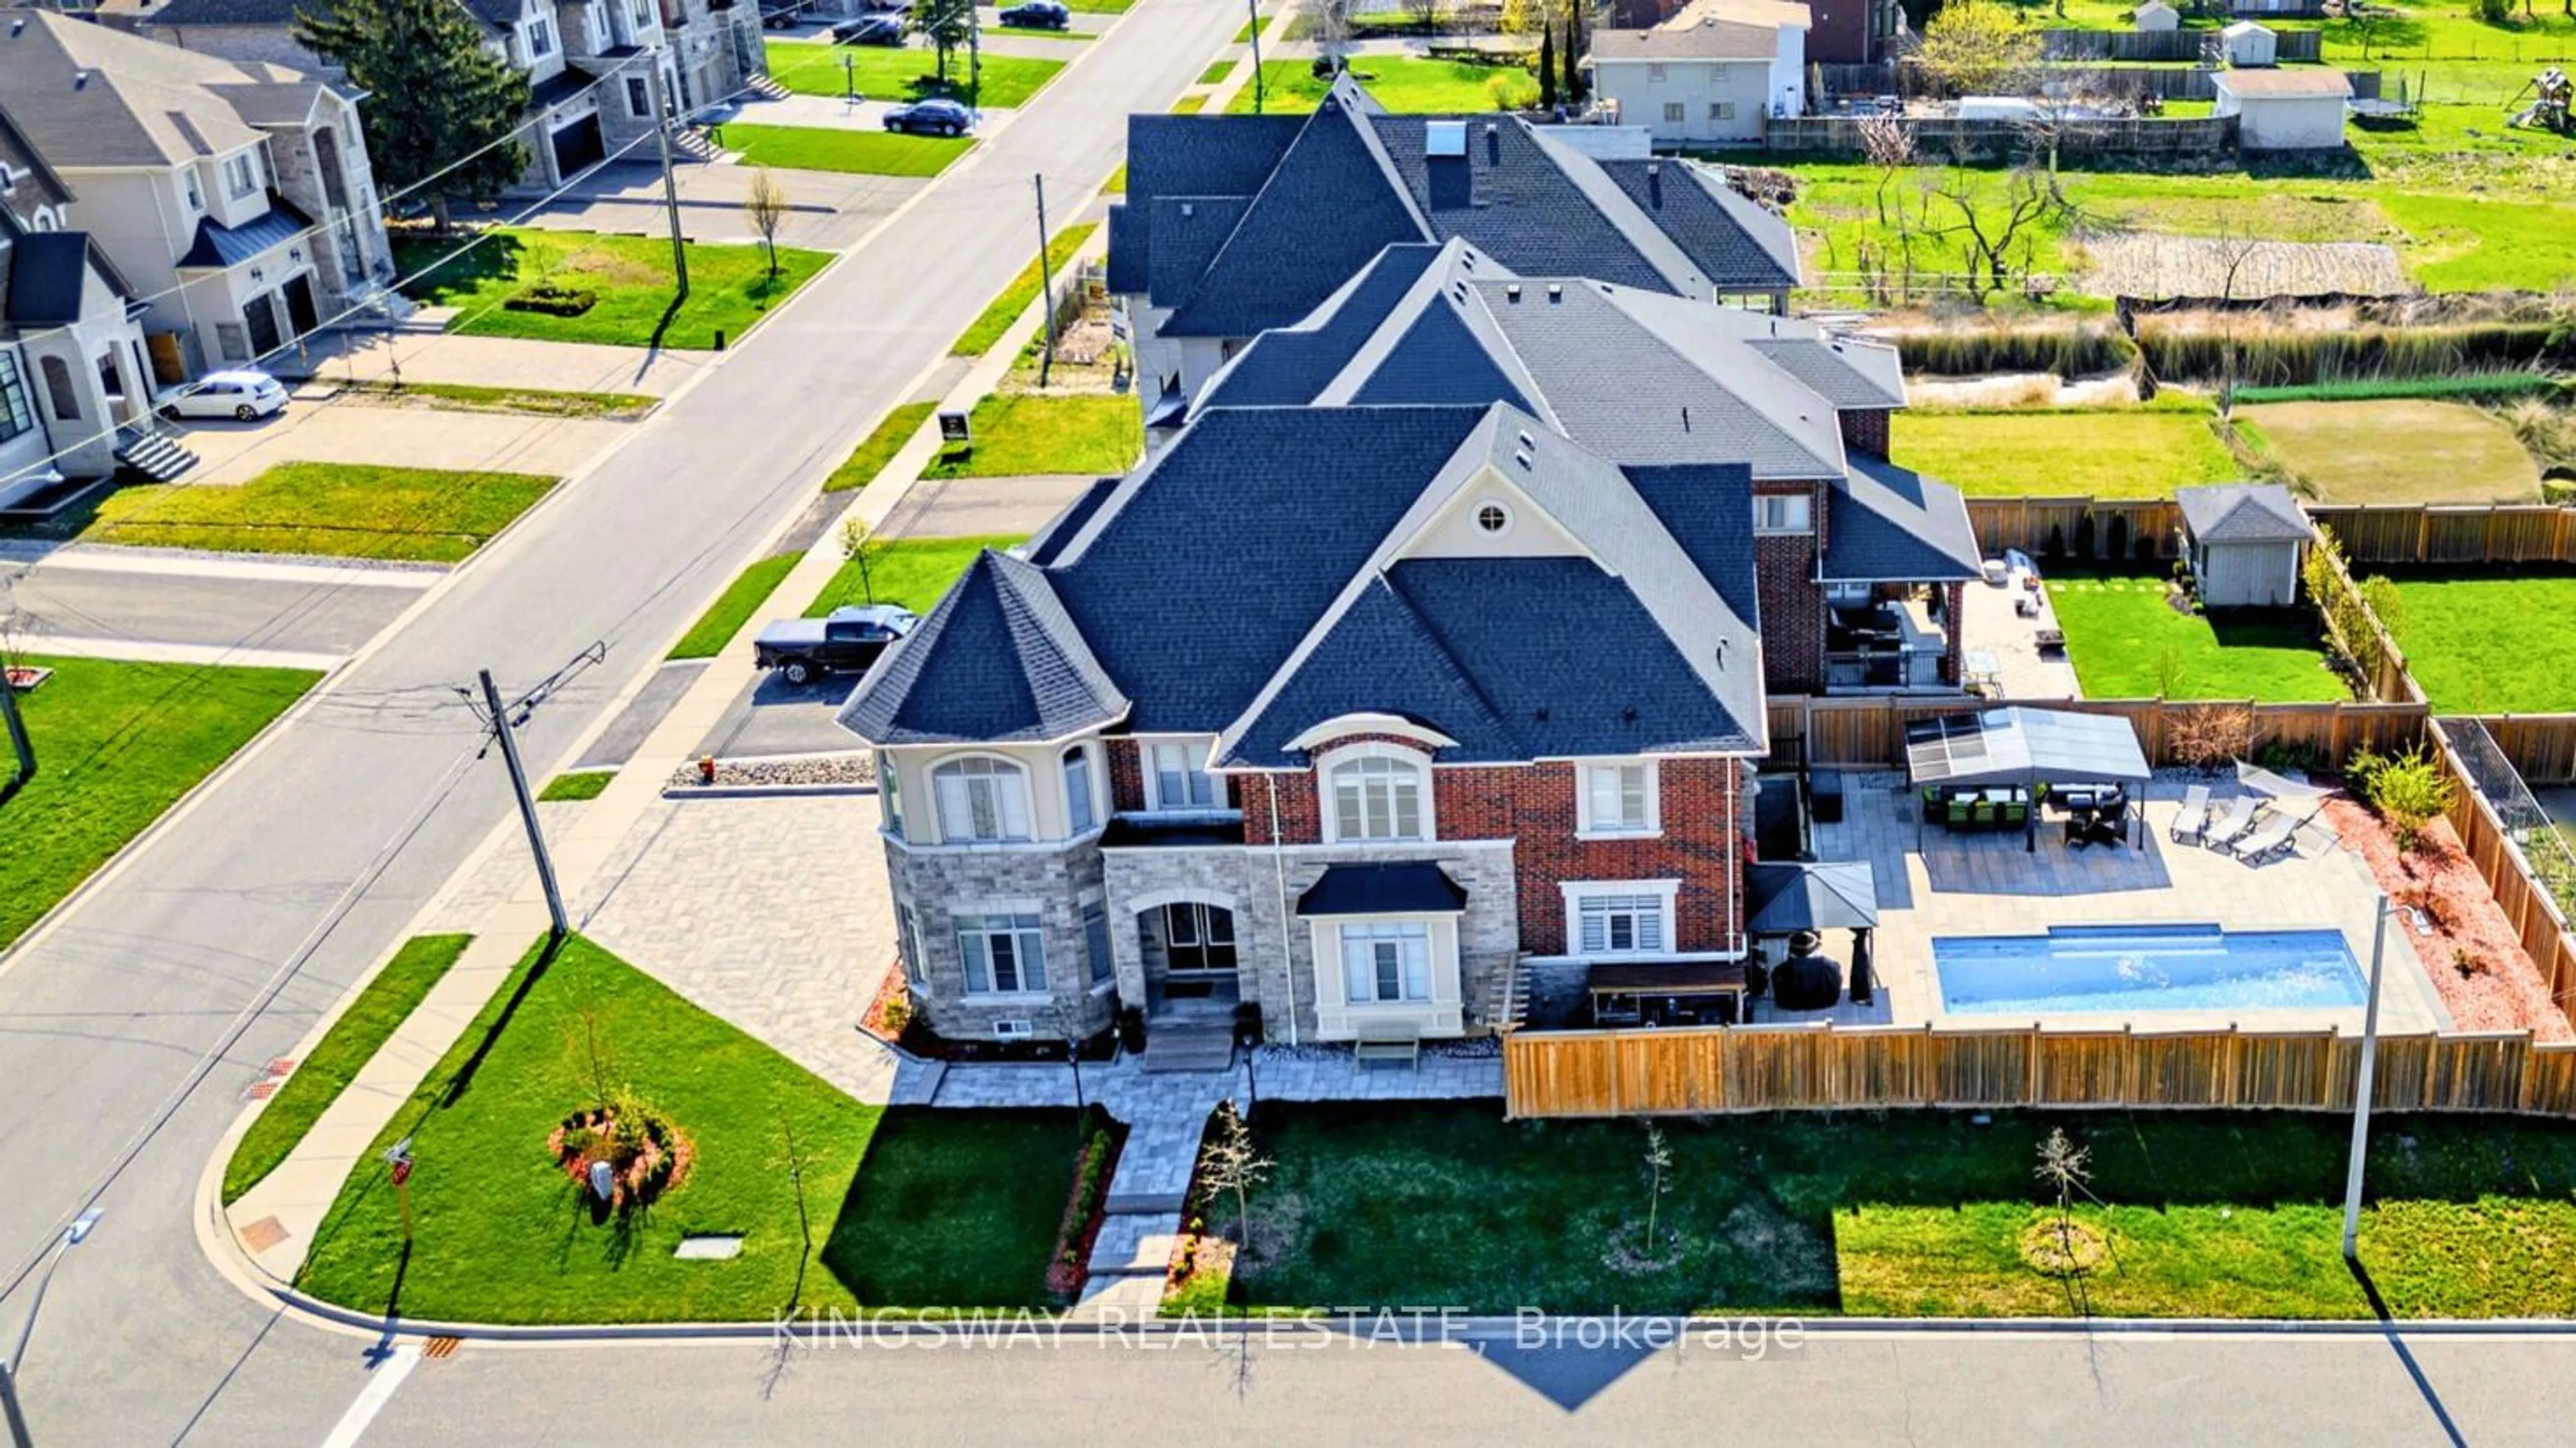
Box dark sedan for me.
[883,97,974,136]
[831,13,905,43]
[998,1,1071,27]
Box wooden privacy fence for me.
[1760,115,2235,158]
[2471,715,2576,787]
[1767,694,2426,771]
[1966,497,2184,562]
[2302,522,2424,705]
[1503,1023,2576,1119]
[2429,718,2576,1022]
[2039,28,2324,62]
[1965,498,2576,570]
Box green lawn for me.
[2045,571,2347,702]
[806,535,1024,617]
[763,40,1065,109]
[2375,193,2576,294]
[394,229,828,350]
[668,552,802,660]
[919,393,1139,478]
[720,123,973,177]
[1196,60,1235,85]
[1102,162,1126,194]
[537,770,616,802]
[0,657,317,951]
[295,935,1089,1321]
[342,380,656,419]
[1210,1104,2576,1317]
[1169,94,1207,115]
[951,221,1099,357]
[1890,409,2240,499]
[81,462,558,563]
[2388,570,2576,714]
[223,935,473,1205]
[2241,399,2539,505]
[825,401,938,492]
[1226,59,1537,113]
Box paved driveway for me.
[0,548,430,668]
[513,156,920,251]
[173,396,634,486]
[282,329,709,397]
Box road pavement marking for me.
[17,634,345,671]
[0,546,444,588]
[319,1344,419,1448]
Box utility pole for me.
[1034,174,1058,389]
[1,1355,30,1448]
[1246,0,1266,114]
[3,1209,102,1448]
[2342,894,2393,1261]
[969,1,983,109]
[645,54,689,300]
[480,669,568,939]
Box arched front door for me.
[1139,901,1238,1017]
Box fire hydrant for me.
[698,755,717,785]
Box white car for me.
[160,370,288,423]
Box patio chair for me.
[2235,816,2300,865]
[2203,795,2262,852]
[2169,783,2213,845]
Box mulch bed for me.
[2320,797,2573,1042]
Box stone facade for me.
[882,834,1120,1042]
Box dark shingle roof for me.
[1227,576,1522,766]
[4,230,97,324]
[2176,483,2312,544]
[1298,861,1468,916]
[1195,243,1448,409]
[174,196,313,268]
[1367,115,1699,294]
[1595,160,1800,293]
[1022,477,1120,567]
[1823,458,1984,583]
[839,549,1128,745]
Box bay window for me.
[1339,922,1431,1004]
[957,911,1047,995]
[932,756,1030,842]
[1328,751,1428,842]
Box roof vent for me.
[1512,449,1533,470]
[1646,161,1663,209]
[1534,706,1550,722]
[1426,120,1467,158]
[1546,284,1562,304]
[1516,429,1535,450]
[72,69,90,90]
[1681,406,1691,431]
[1179,201,1193,218]
[1623,707,1640,723]
[1715,638,1728,669]
[1505,283,1521,303]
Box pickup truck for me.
[753,604,916,685]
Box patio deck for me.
[1800,771,2453,1035]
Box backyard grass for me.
[81,462,559,563]
[918,392,1139,478]
[393,229,828,350]
[806,535,1024,617]
[2377,194,2576,294]
[2387,569,2576,714]
[1226,58,1538,113]
[2240,400,2540,505]
[1212,1103,2576,1317]
[341,380,656,419]
[222,934,474,1205]
[719,123,973,177]
[1888,409,2239,498]
[762,40,1065,109]
[0,657,317,951]
[537,770,616,802]
[950,221,1099,357]
[294,934,1088,1321]
[667,552,802,659]
[824,401,937,491]
[2045,571,2347,702]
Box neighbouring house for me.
[1107,74,1801,433]
[0,200,162,502]
[2212,67,2351,150]
[1586,0,1811,145]
[2222,20,2277,67]
[837,402,1770,1050]
[2133,1,2180,31]
[1191,237,1980,696]
[2176,483,2312,608]
[141,0,767,190]
[0,13,394,378]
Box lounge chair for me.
[2235,816,2300,864]
[2203,795,2262,852]
[2169,783,2213,845]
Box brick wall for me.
[1755,532,1823,691]
[1839,408,1890,459]
[1106,738,1147,814]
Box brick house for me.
[839,404,1770,1049]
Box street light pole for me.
[1246,0,1266,115]
[2342,894,2392,1261]
[1,1209,103,1448]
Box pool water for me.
[1934,924,2368,1015]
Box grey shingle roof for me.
[1746,333,1903,408]
[1022,477,1120,567]
[2176,483,2312,543]
[0,13,288,168]
[1366,115,1705,295]
[1823,457,1984,583]
[839,549,1129,745]
[140,0,305,25]
[1595,160,1800,293]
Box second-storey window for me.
[896,904,924,989]
[957,912,1047,995]
[529,17,556,56]
[1331,755,1424,842]
[1146,740,1220,811]
[223,152,259,200]
[1063,747,1097,833]
[932,757,1030,842]
[1580,763,1657,836]
[1754,493,1813,534]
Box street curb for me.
[660,783,877,800]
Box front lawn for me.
[342,380,656,419]
[294,934,1088,1321]
[824,401,936,491]
[537,769,616,802]
[918,392,1139,478]
[2239,399,2540,506]
[2045,571,2347,702]
[763,40,1065,109]
[806,535,1024,617]
[394,229,828,350]
[1889,408,2241,499]
[1210,1103,2576,1317]
[223,934,473,1205]
[0,657,317,951]
[82,462,558,563]
[2387,569,2576,714]
[668,552,802,659]
[1226,58,1537,113]
[951,221,1098,357]
[721,124,973,177]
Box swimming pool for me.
[1934,924,2368,1015]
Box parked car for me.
[158,370,288,422]
[998,1,1071,27]
[753,604,916,685]
[883,97,974,136]
[832,13,905,43]
[761,5,805,29]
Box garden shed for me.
[2133,1,2180,32]
[2212,68,2353,150]
[2176,483,2313,608]
[2223,21,2277,66]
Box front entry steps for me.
[1140,1019,1234,1075]
[115,432,199,482]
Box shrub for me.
[2231,373,2556,406]
[1044,1116,1122,1302]
[1888,326,2138,378]
[2135,323,2573,388]
[505,282,598,317]
[2349,742,2455,852]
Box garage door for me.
[550,115,606,179]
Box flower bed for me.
[547,1101,695,1211]
[1044,1111,1123,1302]
[2320,797,2572,1041]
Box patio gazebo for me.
[1906,707,2154,852]
[1747,861,1882,1007]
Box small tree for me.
[911,0,977,87]
[1858,111,1916,226]
[2033,1126,2092,1269]
[2167,702,2255,770]
[1498,0,1532,35]
[744,168,789,280]
[1638,1122,1672,1255]
[1400,0,1444,36]
[1200,1101,1273,1255]
[1538,25,1558,109]
[839,517,885,605]
[294,0,530,233]
[1913,0,2041,99]
[1564,5,1587,105]
[1311,0,1354,72]
[2153,645,2186,700]
[2355,742,2455,853]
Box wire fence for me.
[2445,715,2576,924]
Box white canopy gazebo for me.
[1906,707,2154,852]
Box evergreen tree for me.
[1564,8,1587,105]
[1538,24,1558,109]
[293,0,529,233]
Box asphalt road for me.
[0,3,1243,1443]
[0,554,428,665]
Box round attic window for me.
[1475,502,1512,535]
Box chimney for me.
[1505,283,1522,304]
[1485,122,1501,166]
[1546,284,1562,304]
[1646,162,1662,209]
